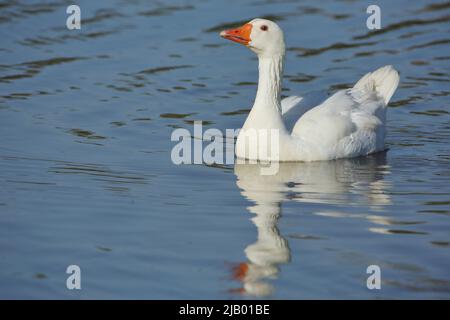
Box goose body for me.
[220,19,399,162]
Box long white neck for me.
[242,54,287,132]
[236,53,296,161]
[255,55,283,111]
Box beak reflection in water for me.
[230,152,391,296]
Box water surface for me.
[0,0,449,299]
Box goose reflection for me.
[231,152,391,296]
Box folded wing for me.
[290,66,399,159]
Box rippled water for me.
[0,0,449,299]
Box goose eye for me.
[260,25,268,31]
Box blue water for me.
[0,0,449,299]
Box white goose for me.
[220,18,400,162]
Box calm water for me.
[0,0,449,299]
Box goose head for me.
[220,18,285,58]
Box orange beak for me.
[220,23,252,45]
